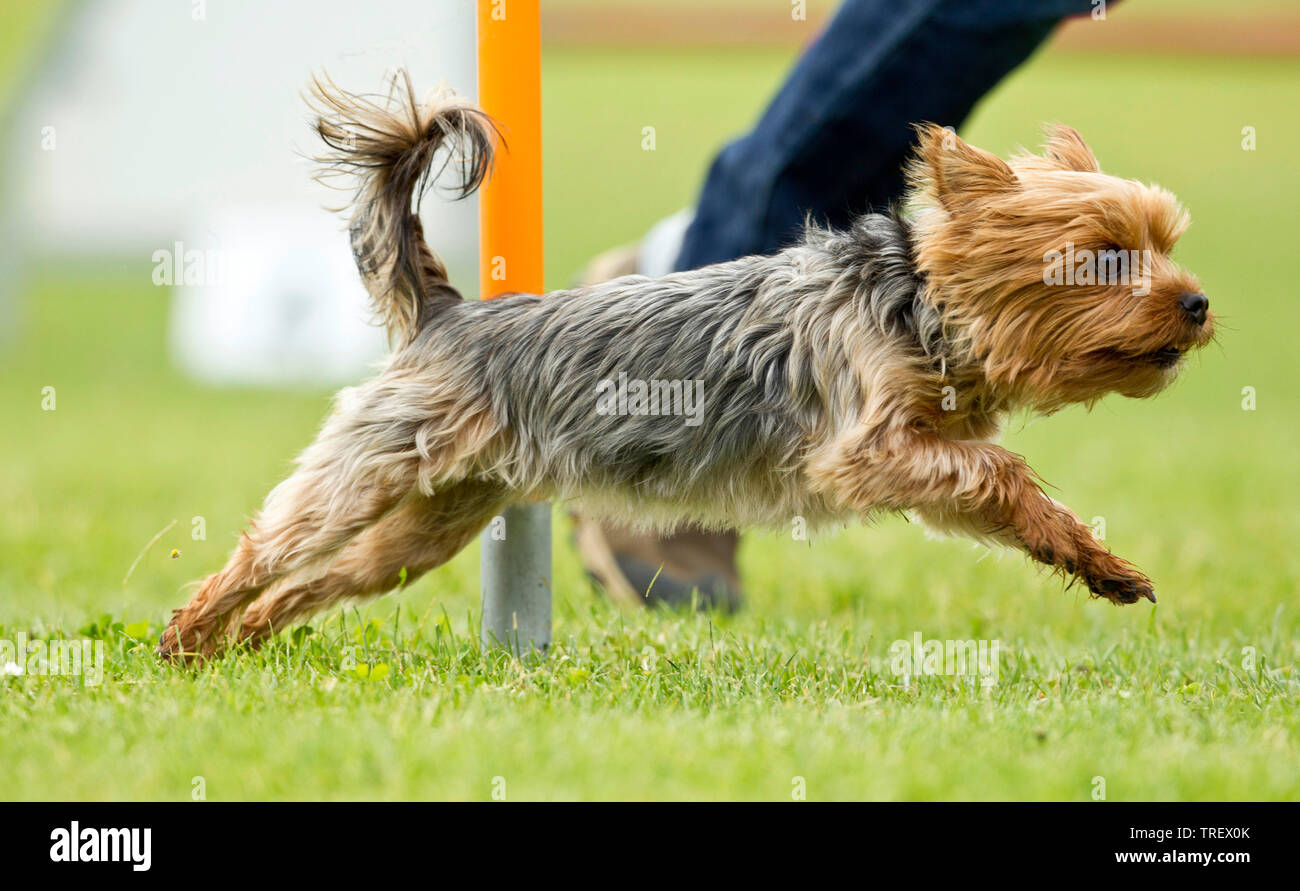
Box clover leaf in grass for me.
[353,663,390,681]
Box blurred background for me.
[1,0,1298,801]
[0,0,1295,656]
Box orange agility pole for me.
[477,0,551,653]
[478,0,544,300]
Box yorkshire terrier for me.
[159,72,1214,659]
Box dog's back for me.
[403,214,926,529]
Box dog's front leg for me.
[809,426,1155,604]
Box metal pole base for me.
[480,502,552,655]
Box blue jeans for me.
[674,0,1100,271]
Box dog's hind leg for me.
[237,481,508,648]
[159,363,500,661]
[158,382,435,661]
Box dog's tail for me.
[309,70,497,347]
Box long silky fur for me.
[426,212,937,531]
[309,70,498,346]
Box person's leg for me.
[676,0,1100,269]
[581,0,1100,610]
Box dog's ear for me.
[1043,124,1100,173]
[911,123,1017,212]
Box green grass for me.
[1,46,1297,800]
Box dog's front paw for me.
[1086,572,1155,604]
[1077,552,1155,605]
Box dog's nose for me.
[1179,292,1209,325]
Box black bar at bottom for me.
[0,801,1285,878]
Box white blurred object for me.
[168,207,389,387]
[636,208,695,277]
[3,0,478,385]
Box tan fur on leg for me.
[810,425,1154,604]
[239,481,507,648]
[159,397,425,660]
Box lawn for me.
[0,44,1297,800]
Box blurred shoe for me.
[575,517,743,612]
[577,242,639,284]
[571,209,744,612]
[571,208,695,284]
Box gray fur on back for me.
[408,213,936,530]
